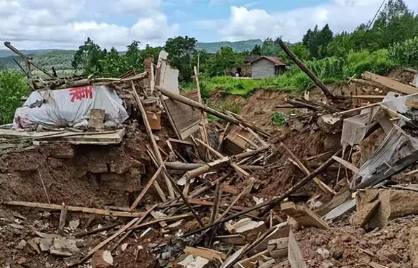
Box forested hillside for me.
[0,0,417,124]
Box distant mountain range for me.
[0,39,262,71]
[196,39,262,53]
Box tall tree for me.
[164,36,197,81]
[207,47,242,76]
[251,44,262,55]
[72,37,106,75]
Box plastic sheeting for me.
[13,86,128,130]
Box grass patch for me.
[271,112,286,127]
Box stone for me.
[102,251,113,265]
[321,261,334,268]
[88,150,108,173]
[16,239,27,250]
[92,250,113,268]
[69,219,80,231]
[16,257,27,265]
[316,248,330,259]
[109,156,142,175]
[49,238,79,257]
[317,115,342,134]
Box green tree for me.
[251,44,262,55]
[207,47,242,76]
[164,36,197,82]
[99,47,128,77]
[72,37,106,75]
[260,38,281,56]
[0,70,29,124]
[389,36,418,68]
[327,32,355,57]
[317,24,333,57]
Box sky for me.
[1,0,418,50]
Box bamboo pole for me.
[130,166,164,211]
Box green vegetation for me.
[271,112,286,127]
[389,37,418,68]
[0,71,29,124]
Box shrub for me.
[389,37,418,68]
[0,71,29,124]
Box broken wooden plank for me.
[281,142,336,195]
[184,246,225,262]
[268,237,288,259]
[73,204,155,266]
[281,202,329,229]
[288,230,308,268]
[58,203,68,235]
[363,71,418,95]
[332,156,359,174]
[130,166,163,211]
[128,213,192,231]
[3,201,145,218]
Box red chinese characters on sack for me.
[69,86,93,102]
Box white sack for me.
[13,86,128,129]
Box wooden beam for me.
[363,71,418,95]
[332,156,359,173]
[277,39,335,100]
[288,230,308,268]
[3,201,145,218]
[132,82,174,199]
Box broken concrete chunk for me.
[92,250,113,268]
[102,251,113,265]
[69,219,80,231]
[317,115,342,134]
[49,238,79,257]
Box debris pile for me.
[1,41,418,268]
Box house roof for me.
[250,56,286,66]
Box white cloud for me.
[0,0,178,50]
[217,0,418,42]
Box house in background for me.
[249,56,286,79]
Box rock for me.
[16,239,27,250]
[316,248,330,259]
[121,243,128,251]
[317,115,342,134]
[102,251,113,265]
[69,219,80,231]
[104,121,117,130]
[323,134,341,151]
[92,250,113,268]
[49,238,79,257]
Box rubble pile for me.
[1,41,418,268]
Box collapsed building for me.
[1,40,418,268]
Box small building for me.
[249,56,286,79]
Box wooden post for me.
[131,82,175,199]
[277,38,335,100]
[194,66,210,160]
[155,85,270,137]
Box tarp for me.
[13,86,128,130]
